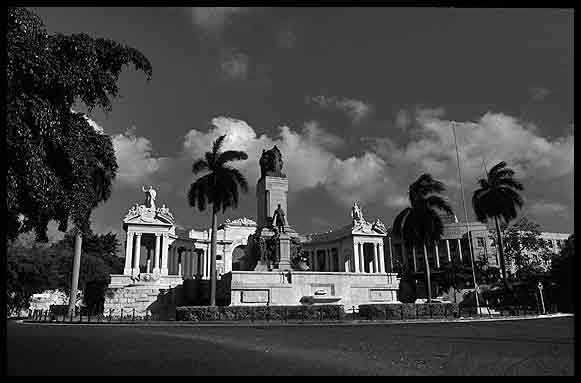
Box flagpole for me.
[451,121,480,314]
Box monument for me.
[250,145,301,271]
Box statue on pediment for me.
[372,218,387,234]
[351,202,364,222]
[259,145,285,178]
[142,186,157,210]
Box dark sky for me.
[29,7,573,242]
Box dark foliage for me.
[7,7,152,242]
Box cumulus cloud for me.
[529,201,567,215]
[308,96,373,124]
[112,128,167,185]
[220,52,249,80]
[190,7,250,34]
[395,109,412,131]
[182,116,386,206]
[364,107,574,223]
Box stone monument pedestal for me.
[276,234,291,270]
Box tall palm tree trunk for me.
[423,243,432,302]
[68,231,82,317]
[210,204,218,306]
[494,216,508,286]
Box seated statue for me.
[259,145,286,178]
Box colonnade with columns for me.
[396,238,469,273]
[304,238,387,274]
[166,245,212,279]
[123,231,170,276]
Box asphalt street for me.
[7,317,574,375]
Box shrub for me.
[176,304,344,321]
[358,303,459,320]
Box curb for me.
[18,313,573,327]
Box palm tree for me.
[188,135,248,306]
[393,174,454,302]
[472,161,524,287]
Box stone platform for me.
[228,271,400,310]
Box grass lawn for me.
[7,317,574,375]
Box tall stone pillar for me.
[412,244,417,272]
[446,239,451,262]
[434,240,440,269]
[373,243,379,273]
[161,233,169,276]
[325,248,331,272]
[132,232,142,276]
[353,242,360,273]
[124,232,134,276]
[153,234,161,273]
[358,243,364,272]
[378,243,385,273]
[457,238,463,262]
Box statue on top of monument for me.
[259,145,285,178]
[351,201,364,222]
[142,185,157,210]
[272,203,286,234]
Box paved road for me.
[7,317,574,375]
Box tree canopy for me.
[7,7,152,242]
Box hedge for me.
[176,304,345,322]
[358,303,460,320]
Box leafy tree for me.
[7,7,151,316]
[472,161,524,286]
[501,217,552,278]
[393,174,454,302]
[187,135,248,306]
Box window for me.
[477,237,485,248]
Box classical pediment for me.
[352,218,387,236]
[123,204,175,226]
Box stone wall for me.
[103,285,183,320]
[228,271,400,309]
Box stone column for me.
[132,233,142,276]
[457,238,463,262]
[434,240,440,269]
[183,249,189,278]
[177,250,182,277]
[123,232,134,276]
[153,234,161,273]
[373,243,379,273]
[359,242,365,273]
[205,249,210,279]
[353,242,359,273]
[446,239,451,262]
[192,250,198,276]
[161,233,169,276]
[146,249,151,273]
[326,248,331,272]
[378,243,386,273]
[173,247,179,275]
[412,244,417,272]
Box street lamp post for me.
[451,121,481,315]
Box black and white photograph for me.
[6,6,574,376]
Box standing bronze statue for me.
[272,203,286,234]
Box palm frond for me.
[497,177,524,191]
[192,158,209,175]
[225,166,249,192]
[425,195,454,216]
[489,161,507,178]
[218,150,248,166]
[212,135,227,156]
[498,186,524,209]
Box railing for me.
[25,302,561,324]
